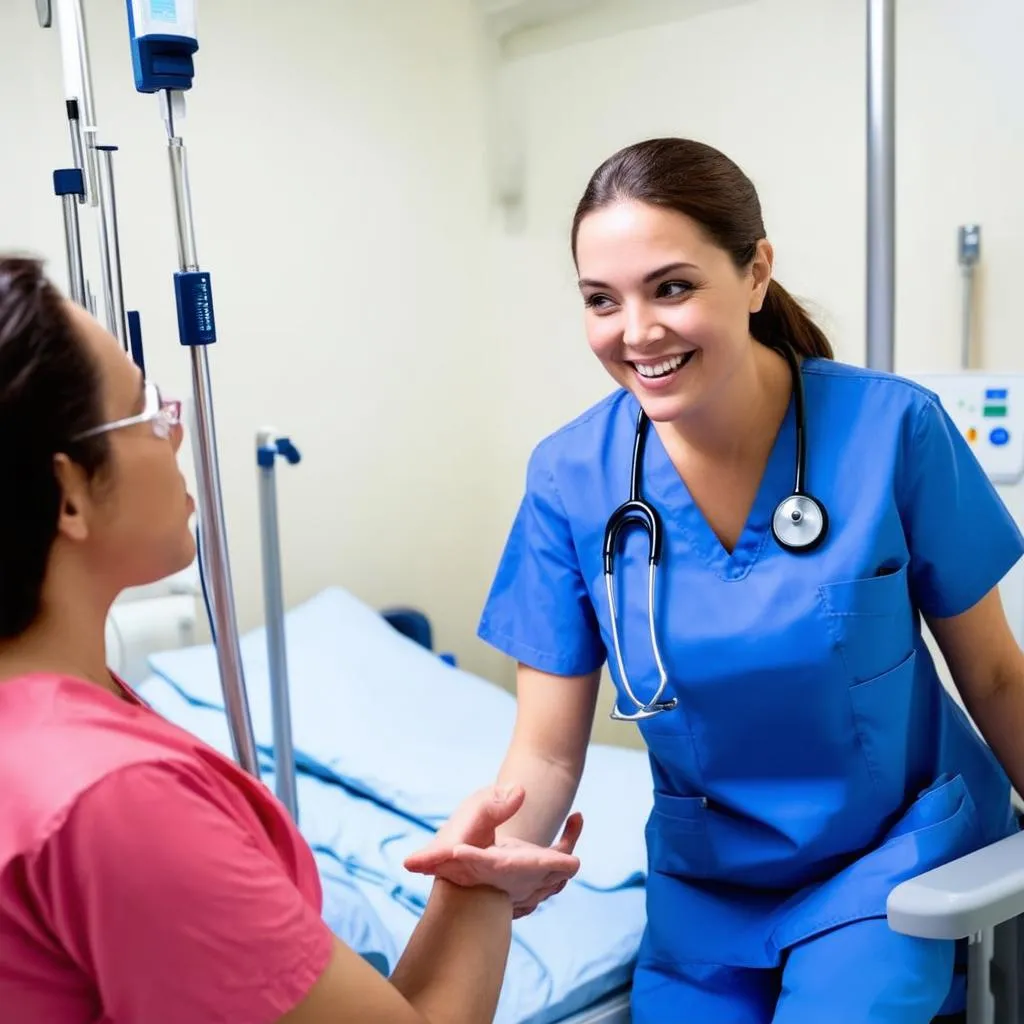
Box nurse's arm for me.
[928,585,1024,795]
[493,663,602,846]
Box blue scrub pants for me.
[631,918,955,1024]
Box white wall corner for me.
[479,29,529,224]
[475,0,600,43]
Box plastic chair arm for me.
[887,830,1024,939]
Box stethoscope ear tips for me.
[772,493,828,552]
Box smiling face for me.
[575,199,773,423]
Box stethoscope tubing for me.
[602,340,826,719]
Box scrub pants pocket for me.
[631,959,778,1024]
[773,916,954,1024]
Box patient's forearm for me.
[389,879,512,1024]
[495,747,581,846]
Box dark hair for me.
[571,138,834,361]
[0,256,109,638]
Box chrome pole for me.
[866,0,896,371]
[65,99,86,204]
[60,193,86,305]
[95,146,130,349]
[257,430,301,820]
[165,96,259,778]
[967,929,996,1024]
[958,224,981,369]
[52,167,87,306]
[167,138,197,271]
[47,1,126,340]
[961,267,975,369]
[69,0,100,207]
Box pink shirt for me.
[0,673,333,1023]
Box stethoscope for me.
[603,341,828,722]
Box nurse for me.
[407,138,1024,1021]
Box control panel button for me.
[990,427,1010,446]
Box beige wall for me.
[1,0,503,693]
[3,0,1021,749]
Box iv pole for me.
[867,8,998,1020]
[257,430,302,820]
[958,224,981,369]
[38,0,139,360]
[124,0,259,778]
[865,0,895,373]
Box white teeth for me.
[635,353,687,378]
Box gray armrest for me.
[887,830,1024,939]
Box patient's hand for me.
[403,787,583,918]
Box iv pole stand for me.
[868,4,995,1021]
[958,224,981,369]
[121,0,259,776]
[257,430,302,820]
[866,0,895,373]
[38,0,139,357]
[162,90,260,778]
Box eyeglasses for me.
[74,382,182,441]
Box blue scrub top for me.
[479,358,1024,970]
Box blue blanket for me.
[147,586,654,892]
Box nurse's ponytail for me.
[571,138,835,361]
[753,279,833,360]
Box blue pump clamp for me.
[173,271,216,347]
[53,168,84,197]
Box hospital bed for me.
[114,579,1024,1024]
[126,585,647,1024]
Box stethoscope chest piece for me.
[772,493,828,552]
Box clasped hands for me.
[403,785,583,919]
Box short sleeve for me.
[478,443,606,676]
[901,395,1024,618]
[29,760,333,1024]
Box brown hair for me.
[0,256,109,637]
[571,138,833,361]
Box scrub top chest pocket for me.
[818,561,915,684]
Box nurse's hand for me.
[403,787,583,918]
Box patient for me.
[0,255,582,1024]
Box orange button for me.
[967,427,978,443]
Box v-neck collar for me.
[630,391,797,581]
